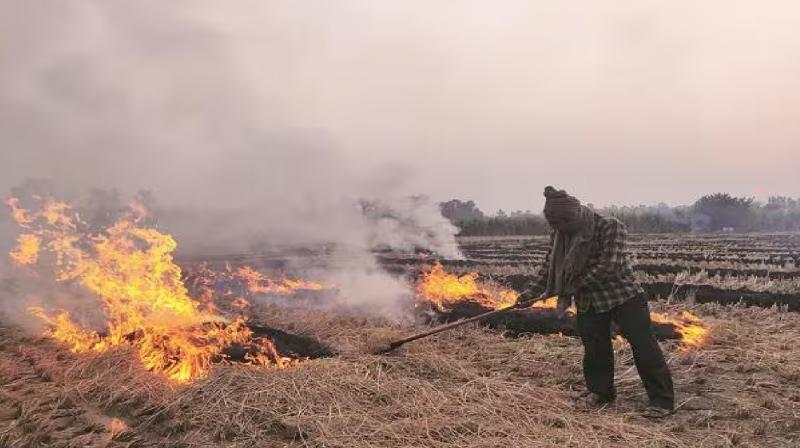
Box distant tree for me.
[457,214,549,236]
[439,199,485,222]
[603,210,689,233]
[693,193,754,231]
[597,203,692,233]
[752,196,800,231]
[438,194,800,236]
[764,196,799,212]
[438,200,549,236]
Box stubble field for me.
[2,233,799,447]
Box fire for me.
[528,295,576,313]
[650,310,709,350]
[28,307,106,352]
[181,262,329,315]
[416,262,573,312]
[10,234,41,265]
[416,262,518,310]
[417,262,708,349]
[231,297,251,309]
[235,266,325,296]
[7,196,296,382]
[7,197,34,227]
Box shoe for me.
[642,405,673,419]
[581,392,613,409]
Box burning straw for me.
[6,196,300,382]
[5,302,794,447]
[415,262,709,350]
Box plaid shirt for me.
[529,214,643,313]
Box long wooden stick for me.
[374,296,554,354]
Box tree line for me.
[440,194,800,235]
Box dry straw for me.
[1,301,799,447]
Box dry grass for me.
[2,301,800,447]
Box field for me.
[2,233,800,447]
[380,233,800,309]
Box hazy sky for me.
[2,0,799,214]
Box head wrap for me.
[543,186,581,222]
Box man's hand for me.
[515,290,547,308]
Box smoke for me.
[359,196,463,259]
[4,1,800,211]
[0,1,461,320]
[0,256,108,333]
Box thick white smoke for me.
[0,1,461,318]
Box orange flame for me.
[416,262,573,312]
[7,197,296,382]
[28,307,106,352]
[235,266,325,296]
[650,310,708,350]
[7,198,34,227]
[231,297,251,309]
[417,262,708,349]
[10,234,41,265]
[527,295,575,313]
[416,262,518,310]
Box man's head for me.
[543,186,584,233]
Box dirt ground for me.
[1,300,799,447]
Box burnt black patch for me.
[430,302,679,340]
[222,324,335,362]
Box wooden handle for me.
[375,295,555,354]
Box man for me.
[516,186,674,418]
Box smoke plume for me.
[0,1,461,320]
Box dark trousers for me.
[576,294,674,409]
